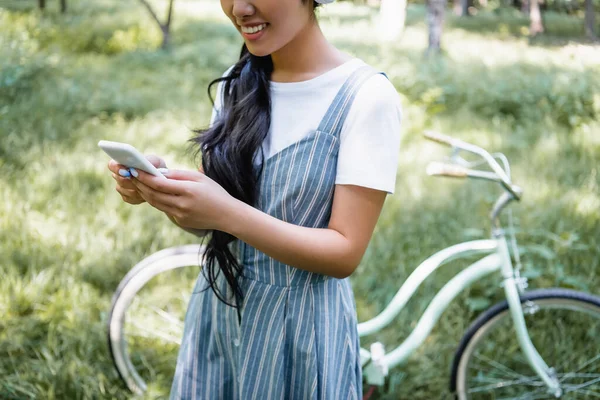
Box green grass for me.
[1,0,599,398]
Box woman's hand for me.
[107,155,166,205]
[130,168,237,233]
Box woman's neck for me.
[270,22,351,83]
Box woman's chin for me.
[245,44,272,58]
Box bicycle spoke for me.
[558,373,600,380]
[561,353,600,381]
[556,349,594,377]
[127,320,182,344]
[467,376,546,393]
[455,292,600,400]
[576,389,600,398]
[472,353,530,380]
[125,302,185,345]
[148,305,185,329]
[497,388,552,400]
[563,376,600,393]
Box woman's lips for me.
[240,23,269,41]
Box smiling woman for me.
[240,22,267,39]
[108,0,402,398]
[221,0,318,57]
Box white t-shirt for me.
[209,58,402,194]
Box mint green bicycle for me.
[107,132,600,398]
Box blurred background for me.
[1,0,599,398]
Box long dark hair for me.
[188,0,322,316]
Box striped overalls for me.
[171,66,379,400]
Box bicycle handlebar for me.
[423,131,456,147]
[426,162,469,178]
[423,130,522,201]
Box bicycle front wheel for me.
[451,288,600,399]
[107,245,205,396]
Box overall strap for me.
[316,65,384,138]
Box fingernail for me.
[118,169,131,178]
[158,168,169,175]
[129,168,139,178]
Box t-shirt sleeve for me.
[335,73,403,194]
[209,65,235,127]
[208,81,223,127]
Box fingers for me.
[146,154,167,169]
[115,184,145,205]
[108,159,126,174]
[133,178,180,214]
[132,168,189,196]
[158,169,203,182]
[111,172,137,191]
[107,155,175,208]
[132,177,179,204]
[109,162,144,204]
[108,159,136,183]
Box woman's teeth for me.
[241,24,267,34]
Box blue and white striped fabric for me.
[170,66,380,400]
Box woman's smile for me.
[239,22,270,40]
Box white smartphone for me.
[98,140,166,179]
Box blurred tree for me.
[584,0,596,38]
[37,0,67,13]
[427,0,447,53]
[453,0,471,16]
[529,0,544,34]
[138,0,175,49]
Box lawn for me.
[1,0,599,398]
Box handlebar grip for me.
[423,130,455,147]
[426,162,469,178]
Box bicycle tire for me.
[107,244,205,395]
[450,288,600,399]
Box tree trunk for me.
[529,0,544,35]
[162,0,174,49]
[427,0,447,53]
[379,0,407,41]
[521,0,530,15]
[161,27,170,49]
[138,0,175,50]
[584,0,596,39]
[38,0,45,9]
[60,0,67,13]
[453,0,470,16]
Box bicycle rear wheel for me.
[451,288,600,399]
[107,245,204,396]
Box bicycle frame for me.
[359,234,562,395]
